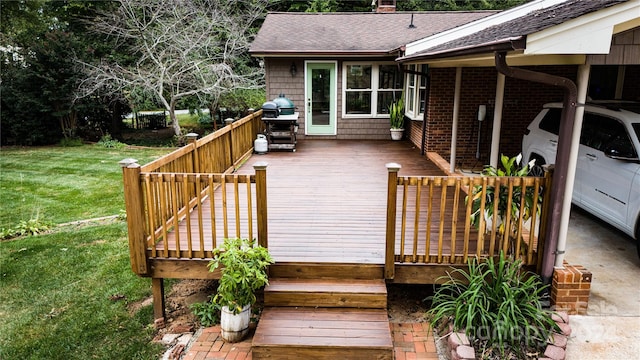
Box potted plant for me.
[208,237,274,342]
[467,154,542,256]
[388,97,405,140]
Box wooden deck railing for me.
[120,111,266,276]
[140,110,264,174]
[384,163,552,279]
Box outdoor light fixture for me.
[290,62,297,77]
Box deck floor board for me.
[156,140,483,264]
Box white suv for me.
[522,101,640,256]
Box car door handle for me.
[586,153,597,161]
[549,139,557,146]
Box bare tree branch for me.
[77,0,267,136]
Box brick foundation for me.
[551,262,592,315]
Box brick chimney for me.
[376,0,396,13]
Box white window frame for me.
[405,64,428,121]
[341,61,402,119]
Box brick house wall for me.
[265,58,395,140]
[408,66,577,169]
[265,58,636,155]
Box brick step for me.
[269,262,384,280]
[252,307,393,360]
[264,278,387,309]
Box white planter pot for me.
[390,128,404,140]
[220,304,251,343]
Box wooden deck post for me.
[119,159,149,276]
[385,163,401,280]
[254,162,269,248]
[186,133,199,173]
[537,165,555,274]
[151,278,166,325]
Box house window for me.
[343,62,402,117]
[405,64,428,120]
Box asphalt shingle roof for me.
[249,11,498,55]
[403,0,627,60]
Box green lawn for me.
[0,144,173,359]
[0,145,168,228]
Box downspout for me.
[494,52,577,285]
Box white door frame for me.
[304,60,338,136]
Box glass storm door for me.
[305,62,336,135]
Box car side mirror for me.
[603,145,640,163]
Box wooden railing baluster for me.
[221,175,228,239]
[196,174,205,256]
[246,175,254,242]
[437,178,446,263]
[462,177,472,264]
[234,175,241,239]
[450,178,460,264]
[208,175,218,250]
[400,178,408,262]
[182,174,193,258]
[170,174,181,256]
[412,180,422,263]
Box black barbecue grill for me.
[261,94,299,152]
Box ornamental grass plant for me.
[428,252,559,359]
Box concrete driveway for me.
[564,206,640,359]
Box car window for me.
[538,108,561,135]
[633,123,640,142]
[580,113,636,157]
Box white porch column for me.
[490,73,506,168]
[555,64,590,268]
[450,67,462,173]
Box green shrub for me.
[0,217,54,240]
[59,137,84,147]
[197,113,213,126]
[428,252,558,358]
[190,297,222,327]
[97,134,126,149]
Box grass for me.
[0,144,173,359]
[0,145,169,228]
[175,112,201,128]
[0,224,162,359]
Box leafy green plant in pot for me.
[208,237,274,342]
[467,154,542,257]
[388,97,405,140]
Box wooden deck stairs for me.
[252,264,393,359]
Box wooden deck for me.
[159,140,448,264]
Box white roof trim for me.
[525,0,640,54]
[405,0,569,56]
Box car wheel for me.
[528,155,546,177]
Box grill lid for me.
[273,93,295,115]
[261,101,279,118]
